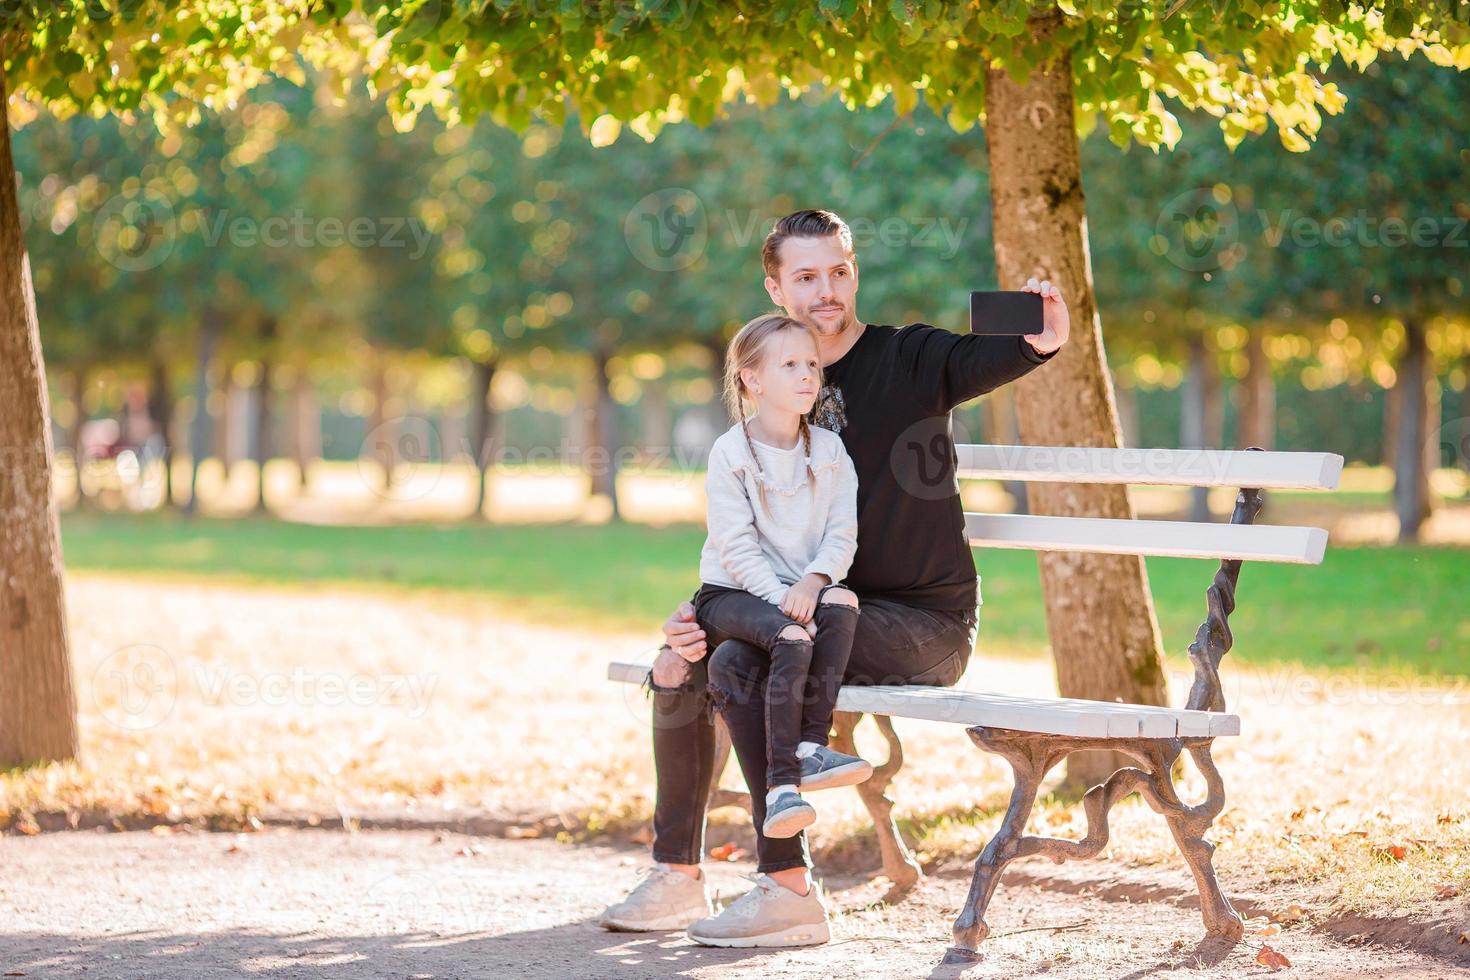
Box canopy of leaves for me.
[8,2,1470,153]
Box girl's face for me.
[743,328,820,416]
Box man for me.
[600,209,1069,946]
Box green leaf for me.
[54,50,85,75]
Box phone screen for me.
[969,290,1043,336]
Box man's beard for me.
[802,302,856,336]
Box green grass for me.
[60,512,1470,677]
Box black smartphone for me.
[969,290,1043,336]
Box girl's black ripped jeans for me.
[694,582,859,790]
[645,588,978,874]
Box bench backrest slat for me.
[956,444,1343,490]
[966,512,1328,564]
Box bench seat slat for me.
[956,445,1343,490]
[606,661,1240,739]
[966,512,1327,564]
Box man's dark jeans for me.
[693,582,859,789]
[648,593,979,873]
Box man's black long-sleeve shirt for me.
[813,323,1056,612]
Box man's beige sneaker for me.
[686,874,831,948]
[599,864,712,932]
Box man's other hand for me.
[651,645,692,689]
[662,601,707,661]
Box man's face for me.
[764,235,860,338]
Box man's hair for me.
[761,209,855,278]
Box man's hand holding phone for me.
[1021,277,1069,354]
[970,280,1070,355]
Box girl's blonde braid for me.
[740,407,771,518]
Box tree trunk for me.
[214,370,234,480]
[1460,354,1470,476]
[468,358,497,520]
[704,336,729,434]
[1237,329,1276,450]
[641,374,673,459]
[367,353,394,493]
[69,363,89,510]
[1182,335,1222,522]
[0,82,79,767]
[148,355,174,508]
[985,16,1169,788]
[1112,372,1139,449]
[1393,318,1433,542]
[591,349,622,520]
[287,367,318,491]
[186,309,219,516]
[254,319,276,515]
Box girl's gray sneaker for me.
[798,745,874,791]
[762,792,816,839]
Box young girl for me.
[695,313,872,841]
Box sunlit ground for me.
[1,576,1465,925]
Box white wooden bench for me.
[609,443,1341,959]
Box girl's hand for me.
[779,574,825,625]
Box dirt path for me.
[2,829,1462,979]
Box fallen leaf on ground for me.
[1255,945,1292,970]
[708,842,747,862]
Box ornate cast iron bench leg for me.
[948,734,1064,957]
[831,709,923,900]
[946,485,1264,962]
[945,731,1245,961]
